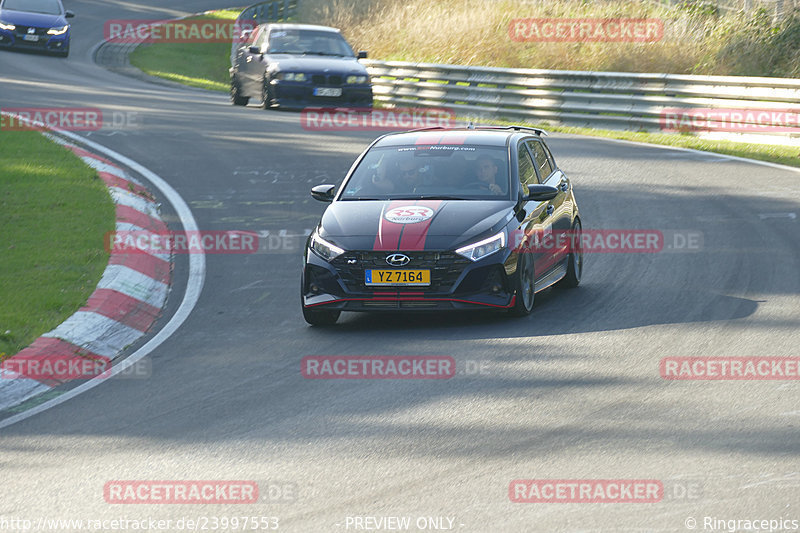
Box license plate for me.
[365,269,430,286]
[313,87,342,97]
[23,34,39,42]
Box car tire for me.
[55,49,69,58]
[302,305,340,326]
[560,218,582,288]
[261,77,273,110]
[230,75,249,106]
[508,250,535,316]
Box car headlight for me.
[346,75,368,84]
[0,21,15,31]
[276,72,307,82]
[47,25,68,35]
[310,233,344,262]
[455,231,506,262]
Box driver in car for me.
[473,155,504,194]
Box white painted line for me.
[758,212,797,220]
[0,132,206,429]
[586,134,800,175]
[42,312,144,359]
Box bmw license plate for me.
[365,269,430,286]
[23,34,39,42]
[313,87,342,97]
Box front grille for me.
[15,26,48,37]
[363,301,399,308]
[311,74,343,87]
[400,301,438,308]
[332,251,470,292]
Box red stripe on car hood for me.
[398,200,443,251]
[374,200,444,251]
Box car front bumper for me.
[0,27,69,52]
[302,247,518,312]
[269,80,373,109]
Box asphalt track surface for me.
[1,2,799,531]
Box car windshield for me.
[340,144,511,201]
[2,0,61,14]
[267,29,354,56]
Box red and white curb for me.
[0,133,171,412]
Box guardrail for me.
[238,0,298,25]
[362,59,800,142]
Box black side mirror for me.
[311,184,336,203]
[65,10,75,18]
[357,51,368,59]
[248,46,261,55]
[524,184,559,202]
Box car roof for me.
[263,23,341,34]
[373,127,547,148]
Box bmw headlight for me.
[47,25,68,35]
[0,21,15,31]
[455,231,506,262]
[277,72,307,82]
[346,75,368,84]
[310,233,344,262]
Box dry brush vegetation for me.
[298,0,800,77]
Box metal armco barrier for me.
[238,0,297,25]
[362,59,800,141]
[231,0,299,63]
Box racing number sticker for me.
[384,206,434,224]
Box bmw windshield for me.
[268,29,355,57]
[340,145,512,201]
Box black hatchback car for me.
[301,126,582,325]
[230,23,372,109]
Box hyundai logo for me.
[385,253,410,267]
[27,27,35,34]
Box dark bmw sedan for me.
[301,126,583,325]
[230,23,372,109]
[0,0,73,57]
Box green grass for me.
[129,11,241,92]
[0,130,115,358]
